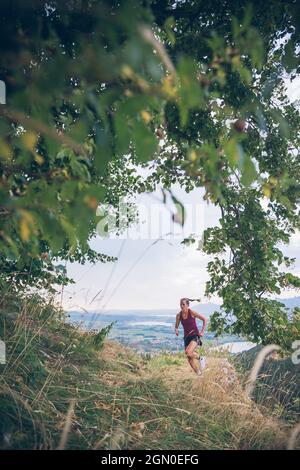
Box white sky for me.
[62,185,222,311]
[61,183,300,312]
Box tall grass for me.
[0,286,117,449]
[0,288,297,449]
[234,345,300,424]
[145,351,287,450]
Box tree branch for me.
[0,107,87,156]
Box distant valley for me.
[67,296,300,353]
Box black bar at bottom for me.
[0,449,295,466]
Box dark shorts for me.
[184,334,202,349]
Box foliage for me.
[0,0,163,288]
[234,345,300,423]
[145,0,300,350]
[0,0,299,346]
[203,186,300,349]
[90,321,116,350]
[0,2,276,273]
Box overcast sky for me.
[60,76,300,313]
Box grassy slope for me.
[0,294,294,450]
[234,346,300,423]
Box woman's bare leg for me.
[185,341,200,374]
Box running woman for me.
[175,298,207,376]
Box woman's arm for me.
[175,313,180,336]
[191,310,206,335]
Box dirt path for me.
[145,353,287,449]
[156,356,239,391]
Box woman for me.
[175,298,206,376]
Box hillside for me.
[0,293,297,450]
[234,346,300,423]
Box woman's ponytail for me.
[180,297,201,306]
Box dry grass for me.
[146,353,287,449]
[244,345,281,398]
[1,291,298,450]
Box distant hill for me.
[68,296,300,318]
[68,303,221,317]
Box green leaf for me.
[282,41,299,72]
[164,16,176,45]
[177,57,204,126]
[94,127,114,174]
[269,109,290,139]
[114,109,131,156]
[241,154,257,187]
[132,120,158,162]
[169,190,185,226]
[224,138,239,167]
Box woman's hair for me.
[180,297,200,306]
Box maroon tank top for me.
[180,308,200,338]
